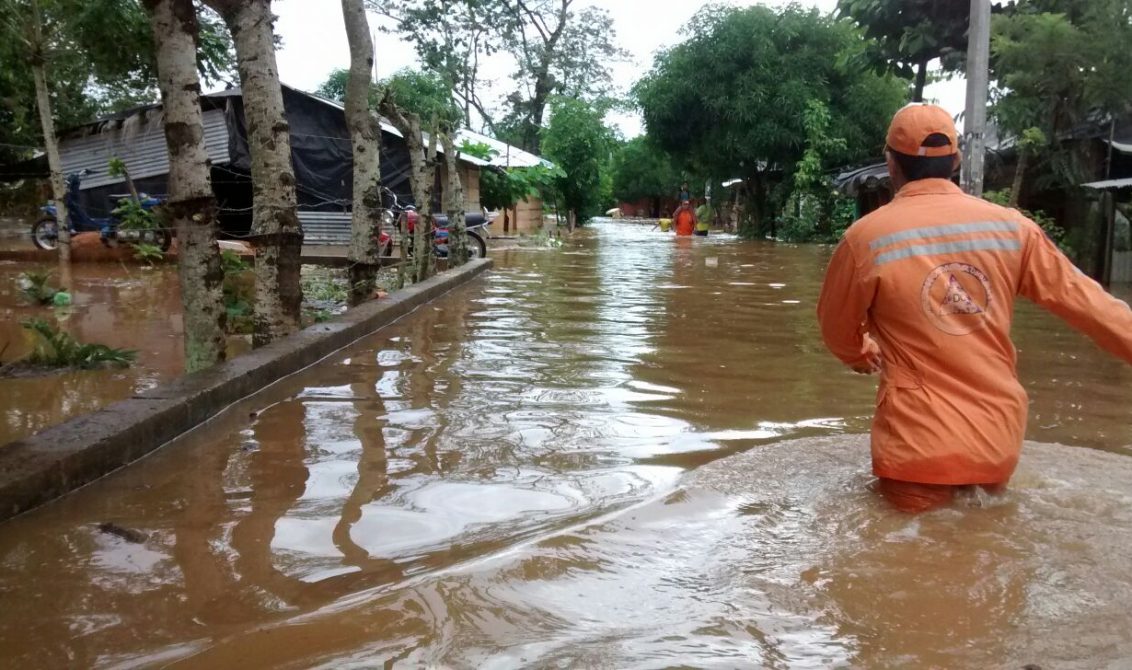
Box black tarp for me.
[224,86,416,213]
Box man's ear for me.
[952,153,961,174]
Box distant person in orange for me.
[672,200,697,236]
[817,103,1132,513]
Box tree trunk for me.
[913,58,928,103]
[735,182,753,238]
[417,124,438,282]
[29,0,70,267]
[751,172,769,238]
[380,100,436,284]
[1008,149,1029,209]
[145,0,227,372]
[204,0,303,347]
[341,0,382,306]
[440,134,468,266]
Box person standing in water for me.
[672,200,697,237]
[817,103,1132,513]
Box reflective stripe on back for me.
[869,221,1019,251]
[874,238,1022,265]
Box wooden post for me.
[961,0,991,197]
[1102,190,1116,287]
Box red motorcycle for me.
[377,189,489,260]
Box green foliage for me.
[21,318,135,369]
[0,0,233,165]
[794,100,847,192]
[460,139,564,211]
[132,242,164,266]
[18,269,60,305]
[372,0,626,150]
[990,2,1132,191]
[837,0,972,99]
[540,97,615,223]
[610,136,679,204]
[221,250,254,334]
[315,68,350,101]
[635,4,906,235]
[778,189,858,243]
[220,249,251,274]
[106,156,127,178]
[984,189,1072,255]
[480,164,563,211]
[302,273,349,304]
[111,197,157,231]
[382,68,464,132]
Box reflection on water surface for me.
[0,222,1130,667]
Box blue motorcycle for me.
[33,169,171,251]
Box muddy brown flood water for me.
[0,261,185,446]
[1,221,1131,668]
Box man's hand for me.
[850,336,883,375]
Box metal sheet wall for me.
[59,109,231,191]
[298,211,352,245]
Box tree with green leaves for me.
[377,70,448,284]
[609,136,679,216]
[990,0,1132,192]
[382,68,469,273]
[540,96,614,229]
[635,4,906,238]
[497,0,626,153]
[373,0,626,153]
[837,0,971,102]
[369,0,498,135]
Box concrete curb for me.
[0,258,493,522]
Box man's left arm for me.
[817,239,881,373]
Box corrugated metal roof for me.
[1080,177,1132,190]
[455,128,549,169]
[59,109,230,191]
[833,162,890,196]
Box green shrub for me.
[778,188,857,243]
[222,251,255,334]
[133,242,165,266]
[18,270,60,305]
[22,318,136,368]
[983,189,1071,256]
[112,197,158,231]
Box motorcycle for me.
[33,169,172,252]
[376,188,489,260]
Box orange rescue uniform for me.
[674,208,695,236]
[818,178,1132,488]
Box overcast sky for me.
[270,0,967,138]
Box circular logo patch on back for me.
[920,262,993,335]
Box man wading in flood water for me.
[817,103,1132,513]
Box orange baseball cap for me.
[886,103,958,157]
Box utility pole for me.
[961,0,991,196]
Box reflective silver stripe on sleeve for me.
[868,221,1020,251]
[874,238,1022,265]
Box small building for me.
[52,85,545,244]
